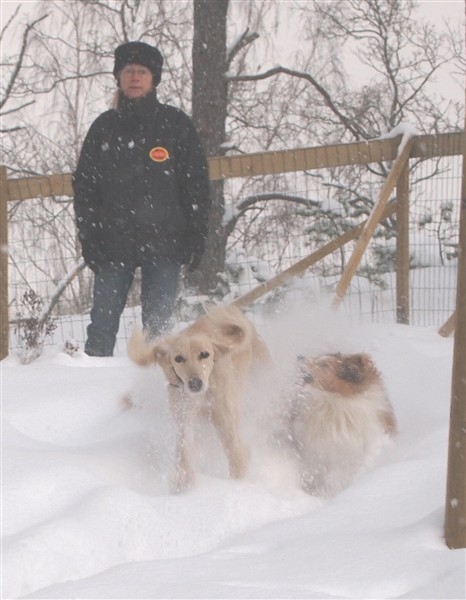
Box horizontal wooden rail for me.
[6,173,73,202]
[208,131,463,181]
[4,132,463,202]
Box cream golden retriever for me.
[287,352,397,496]
[127,305,271,493]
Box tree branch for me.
[1,14,49,111]
[0,100,35,117]
[226,28,260,69]
[227,66,366,140]
[224,192,321,238]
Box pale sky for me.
[1,0,464,28]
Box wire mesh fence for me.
[2,132,463,356]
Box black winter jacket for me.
[73,91,211,271]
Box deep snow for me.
[1,300,465,599]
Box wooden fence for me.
[1,131,463,360]
[0,130,464,547]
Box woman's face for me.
[119,64,153,99]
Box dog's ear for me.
[220,322,246,346]
[337,354,366,384]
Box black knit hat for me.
[113,41,163,86]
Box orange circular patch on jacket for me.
[149,146,170,162]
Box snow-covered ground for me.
[2,300,465,599]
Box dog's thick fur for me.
[128,305,271,492]
[288,352,397,496]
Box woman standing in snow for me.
[73,41,211,357]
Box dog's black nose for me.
[188,378,203,393]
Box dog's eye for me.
[199,351,210,360]
[174,355,185,363]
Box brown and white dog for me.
[127,305,271,493]
[287,352,397,496]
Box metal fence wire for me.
[2,132,463,354]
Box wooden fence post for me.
[0,166,9,360]
[332,135,414,309]
[396,160,410,324]
[444,129,466,549]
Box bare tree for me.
[231,0,461,140]
[190,0,314,292]
[226,0,463,270]
[0,6,48,169]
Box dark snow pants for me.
[85,259,182,357]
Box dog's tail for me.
[127,329,156,367]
